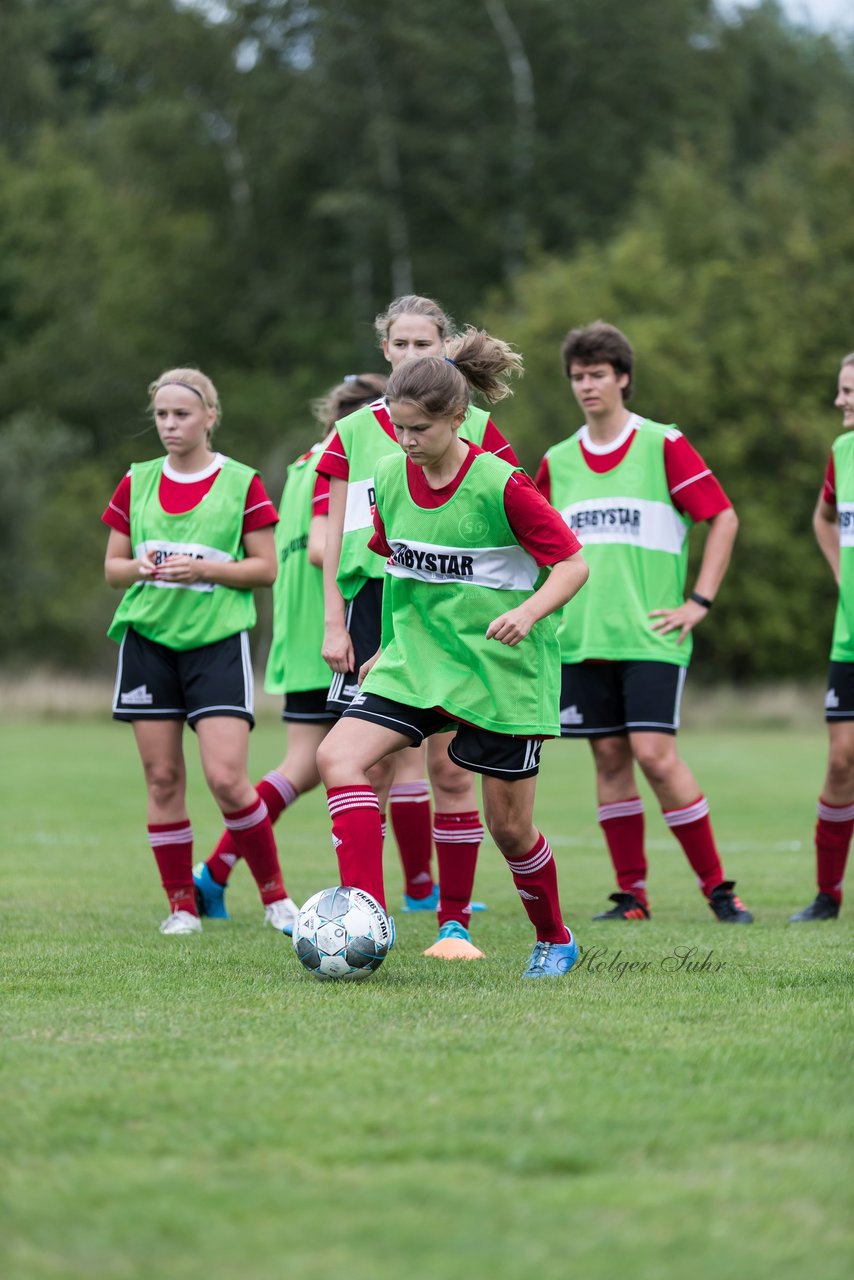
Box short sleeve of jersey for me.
[481,419,520,467]
[316,431,350,481]
[823,453,836,506]
[101,469,277,536]
[102,473,132,534]
[503,473,582,566]
[533,457,551,504]
[243,475,279,531]
[369,507,392,559]
[312,471,331,517]
[664,432,731,521]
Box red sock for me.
[663,795,724,897]
[389,780,434,898]
[148,820,197,915]
[223,797,286,906]
[435,810,483,927]
[206,773,298,885]
[503,832,568,943]
[327,786,385,909]
[598,797,648,907]
[815,797,853,902]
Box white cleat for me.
[159,909,203,935]
[263,897,300,936]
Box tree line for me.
[1,0,852,678]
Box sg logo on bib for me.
[458,512,489,543]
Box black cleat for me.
[592,892,651,921]
[708,880,753,923]
[789,892,840,922]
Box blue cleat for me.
[521,932,579,979]
[423,919,484,959]
[402,884,488,912]
[436,920,471,942]
[193,861,229,920]
[402,884,439,912]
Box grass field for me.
[2,718,852,1280]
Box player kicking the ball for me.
[316,329,589,977]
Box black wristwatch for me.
[689,591,713,610]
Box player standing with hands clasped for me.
[791,351,854,922]
[537,322,753,923]
[316,329,590,977]
[103,368,296,935]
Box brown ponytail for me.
[385,327,523,418]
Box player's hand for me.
[154,554,206,584]
[136,550,159,580]
[486,605,535,647]
[358,649,381,685]
[322,623,355,674]
[649,599,708,644]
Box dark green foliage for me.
[483,121,854,680]
[0,0,852,675]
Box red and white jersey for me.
[287,447,331,517]
[369,441,582,567]
[317,399,519,481]
[312,470,330,517]
[822,453,836,506]
[102,453,278,537]
[535,414,731,523]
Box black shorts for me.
[825,662,854,722]
[559,660,687,738]
[342,692,544,780]
[112,627,254,728]
[326,579,384,715]
[282,688,337,724]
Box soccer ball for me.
[293,886,393,981]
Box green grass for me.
[2,719,852,1280]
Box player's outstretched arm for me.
[650,505,739,643]
[813,493,840,585]
[486,553,589,648]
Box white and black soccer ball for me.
[293,886,393,981]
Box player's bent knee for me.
[367,756,395,793]
[429,758,475,803]
[143,763,183,807]
[316,732,368,788]
[279,759,320,794]
[592,738,633,784]
[206,770,249,811]
[315,736,341,786]
[826,749,854,790]
[634,742,678,786]
[484,811,530,856]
